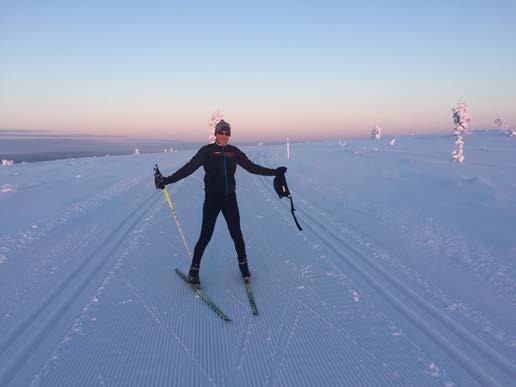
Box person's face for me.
[215,131,230,146]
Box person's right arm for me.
[164,146,206,184]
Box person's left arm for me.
[234,147,284,176]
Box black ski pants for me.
[191,191,246,267]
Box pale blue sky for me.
[1,1,515,141]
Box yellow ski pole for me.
[155,164,192,260]
[162,187,192,259]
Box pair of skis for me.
[175,268,257,321]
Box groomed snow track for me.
[0,145,514,386]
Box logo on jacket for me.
[210,151,238,158]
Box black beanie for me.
[215,120,231,136]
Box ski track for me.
[250,160,441,385]
[2,147,514,386]
[249,153,447,386]
[29,196,165,387]
[120,277,217,386]
[294,188,516,350]
[0,175,147,321]
[0,176,141,255]
[32,181,236,386]
[254,149,516,386]
[264,303,300,386]
[261,147,516,349]
[0,186,160,386]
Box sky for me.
[1,1,516,142]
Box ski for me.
[175,269,232,322]
[244,278,258,315]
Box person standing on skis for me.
[154,120,287,284]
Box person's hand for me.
[155,173,165,190]
[275,166,287,175]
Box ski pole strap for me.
[288,196,303,231]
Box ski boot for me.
[238,259,251,281]
[187,264,200,285]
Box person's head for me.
[214,120,231,146]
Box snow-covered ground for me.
[0,132,515,386]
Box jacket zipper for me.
[221,146,228,195]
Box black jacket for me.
[164,143,276,195]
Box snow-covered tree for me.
[208,111,224,143]
[371,125,382,140]
[494,116,507,131]
[495,117,515,136]
[2,159,14,166]
[451,100,470,163]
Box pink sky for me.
[2,3,515,142]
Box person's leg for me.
[222,192,246,259]
[190,195,222,281]
[222,193,250,278]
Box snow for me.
[0,132,515,386]
[1,184,17,193]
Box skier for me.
[155,120,287,284]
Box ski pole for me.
[162,187,193,259]
[155,164,193,259]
